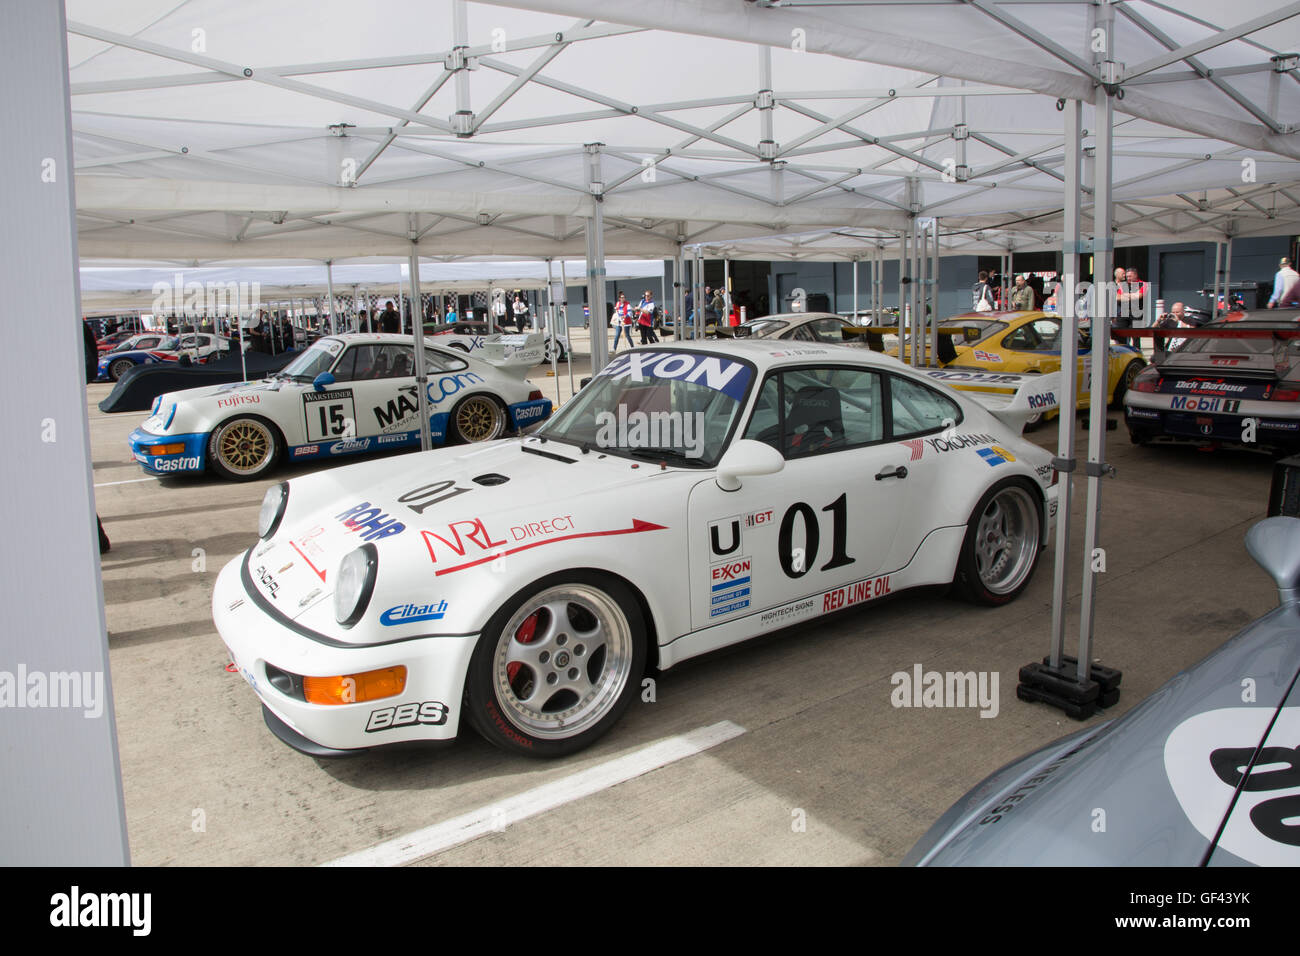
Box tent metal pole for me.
[911,219,921,367]
[898,229,907,362]
[545,257,559,408]
[1077,74,1116,685]
[1049,98,1084,672]
[852,256,859,322]
[410,247,431,452]
[723,257,731,324]
[1223,236,1234,312]
[931,220,941,366]
[674,246,684,340]
[560,258,574,397]
[695,247,705,340]
[919,222,929,363]
[325,260,337,336]
[584,144,609,375]
[1211,240,1224,317]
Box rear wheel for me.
[449,394,506,443]
[206,415,281,481]
[952,479,1042,605]
[464,574,646,757]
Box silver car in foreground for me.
[905,515,1300,866]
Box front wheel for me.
[108,357,136,381]
[952,479,1042,605]
[464,575,646,757]
[449,394,506,443]
[206,415,281,481]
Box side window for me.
[786,324,819,342]
[423,347,469,373]
[742,367,883,459]
[811,318,848,343]
[891,375,961,438]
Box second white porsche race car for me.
[129,333,551,480]
[213,340,1060,758]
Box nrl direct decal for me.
[335,502,407,542]
[422,516,666,576]
[598,351,753,402]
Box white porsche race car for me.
[128,333,551,480]
[213,340,1060,757]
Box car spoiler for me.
[918,368,1063,433]
[478,332,545,376]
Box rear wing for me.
[919,368,1063,433]
[479,333,545,375]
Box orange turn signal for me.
[143,443,186,455]
[304,666,407,705]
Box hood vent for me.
[473,473,510,486]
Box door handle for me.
[875,465,908,481]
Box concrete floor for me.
[90,333,1279,865]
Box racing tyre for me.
[545,339,568,363]
[1111,359,1144,408]
[952,479,1042,606]
[450,394,506,443]
[108,357,136,381]
[206,415,282,481]
[465,573,647,757]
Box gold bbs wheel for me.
[451,395,506,443]
[208,417,279,481]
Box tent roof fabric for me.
[68,1,1300,262]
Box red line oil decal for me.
[822,574,891,612]
[423,518,667,576]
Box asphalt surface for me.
[90,330,1279,866]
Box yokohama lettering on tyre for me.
[463,572,647,757]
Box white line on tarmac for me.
[322,720,747,867]
[94,476,158,487]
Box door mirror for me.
[716,439,785,492]
[312,371,335,392]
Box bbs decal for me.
[366,700,449,732]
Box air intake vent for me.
[473,473,510,486]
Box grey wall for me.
[1,3,130,864]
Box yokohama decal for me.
[423,518,667,576]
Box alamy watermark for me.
[890,664,999,718]
[594,404,706,459]
[0,666,104,718]
[151,272,261,319]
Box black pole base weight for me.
[1017,656,1123,720]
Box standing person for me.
[1114,267,1143,343]
[703,286,718,323]
[492,292,508,329]
[710,287,726,324]
[612,292,634,351]
[1009,274,1034,311]
[380,300,400,333]
[512,293,529,332]
[971,271,995,312]
[638,291,658,344]
[1268,258,1300,308]
[1152,301,1192,360]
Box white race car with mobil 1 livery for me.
[128,333,550,480]
[213,340,1061,757]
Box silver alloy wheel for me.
[109,358,135,380]
[973,485,1040,595]
[213,418,275,476]
[491,584,635,740]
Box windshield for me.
[1173,323,1299,364]
[743,319,787,337]
[538,350,755,467]
[956,319,1009,344]
[278,338,342,381]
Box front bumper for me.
[128,427,208,474]
[213,554,478,754]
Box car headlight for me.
[257,482,289,539]
[334,544,378,628]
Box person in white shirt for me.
[1268,258,1300,308]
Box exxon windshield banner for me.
[598,352,753,402]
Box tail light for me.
[1130,367,1161,393]
[528,389,543,401]
[1270,383,1300,401]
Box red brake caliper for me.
[507,611,540,685]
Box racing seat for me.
[368,352,391,379]
[390,352,412,377]
[784,385,844,458]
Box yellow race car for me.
[892,310,1146,420]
